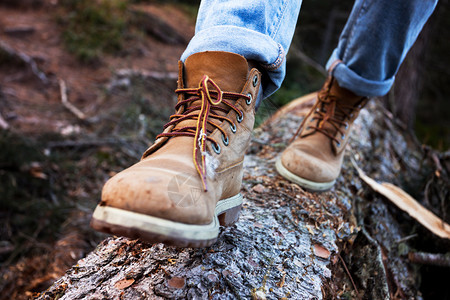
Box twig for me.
[107,69,178,91]
[0,113,9,130]
[338,253,360,300]
[46,138,127,149]
[431,152,443,175]
[115,69,178,80]
[0,40,49,84]
[59,79,86,120]
[408,252,450,267]
[291,48,327,76]
[395,234,418,244]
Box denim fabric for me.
[326,0,438,96]
[181,0,437,98]
[181,0,302,99]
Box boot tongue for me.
[329,78,363,107]
[316,78,365,136]
[184,51,249,92]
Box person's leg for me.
[91,0,302,247]
[181,0,302,100]
[277,0,438,191]
[327,0,438,97]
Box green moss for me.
[59,0,128,63]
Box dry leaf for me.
[168,276,185,289]
[252,184,266,193]
[313,244,331,259]
[353,159,450,240]
[114,278,134,290]
[28,162,48,179]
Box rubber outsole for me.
[90,194,243,248]
[275,158,335,192]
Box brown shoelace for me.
[157,75,250,191]
[291,88,364,146]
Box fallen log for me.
[37,94,449,299]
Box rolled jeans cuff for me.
[326,50,395,97]
[181,25,286,99]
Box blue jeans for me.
[181,0,437,98]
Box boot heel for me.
[218,204,242,226]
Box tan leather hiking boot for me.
[91,51,262,247]
[276,77,368,191]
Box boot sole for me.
[275,158,335,192]
[90,194,243,248]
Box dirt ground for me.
[0,2,196,298]
[0,2,192,134]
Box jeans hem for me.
[181,26,284,67]
[181,25,286,98]
[326,50,394,97]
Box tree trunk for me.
[37,95,448,300]
[384,14,434,131]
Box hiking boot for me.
[91,51,262,247]
[276,77,368,191]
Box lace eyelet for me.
[252,75,258,87]
[236,111,243,123]
[222,134,229,146]
[341,133,345,140]
[230,123,237,133]
[246,93,252,105]
[344,122,349,129]
[336,141,341,147]
[212,142,221,154]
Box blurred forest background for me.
[0,0,448,298]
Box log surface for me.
[38,94,437,299]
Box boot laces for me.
[291,87,364,145]
[156,75,250,191]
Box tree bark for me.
[37,95,447,300]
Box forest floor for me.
[0,1,449,300]
[0,1,197,298]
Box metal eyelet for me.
[222,134,229,146]
[212,142,221,154]
[252,75,258,87]
[336,141,341,147]
[230,123,237,133]
[341,133,345,140]
[246,93,252,105]
[236,111,243,123]
[344,122,349,129]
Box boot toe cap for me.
[101,162,212,225]
[280,145,339,184]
